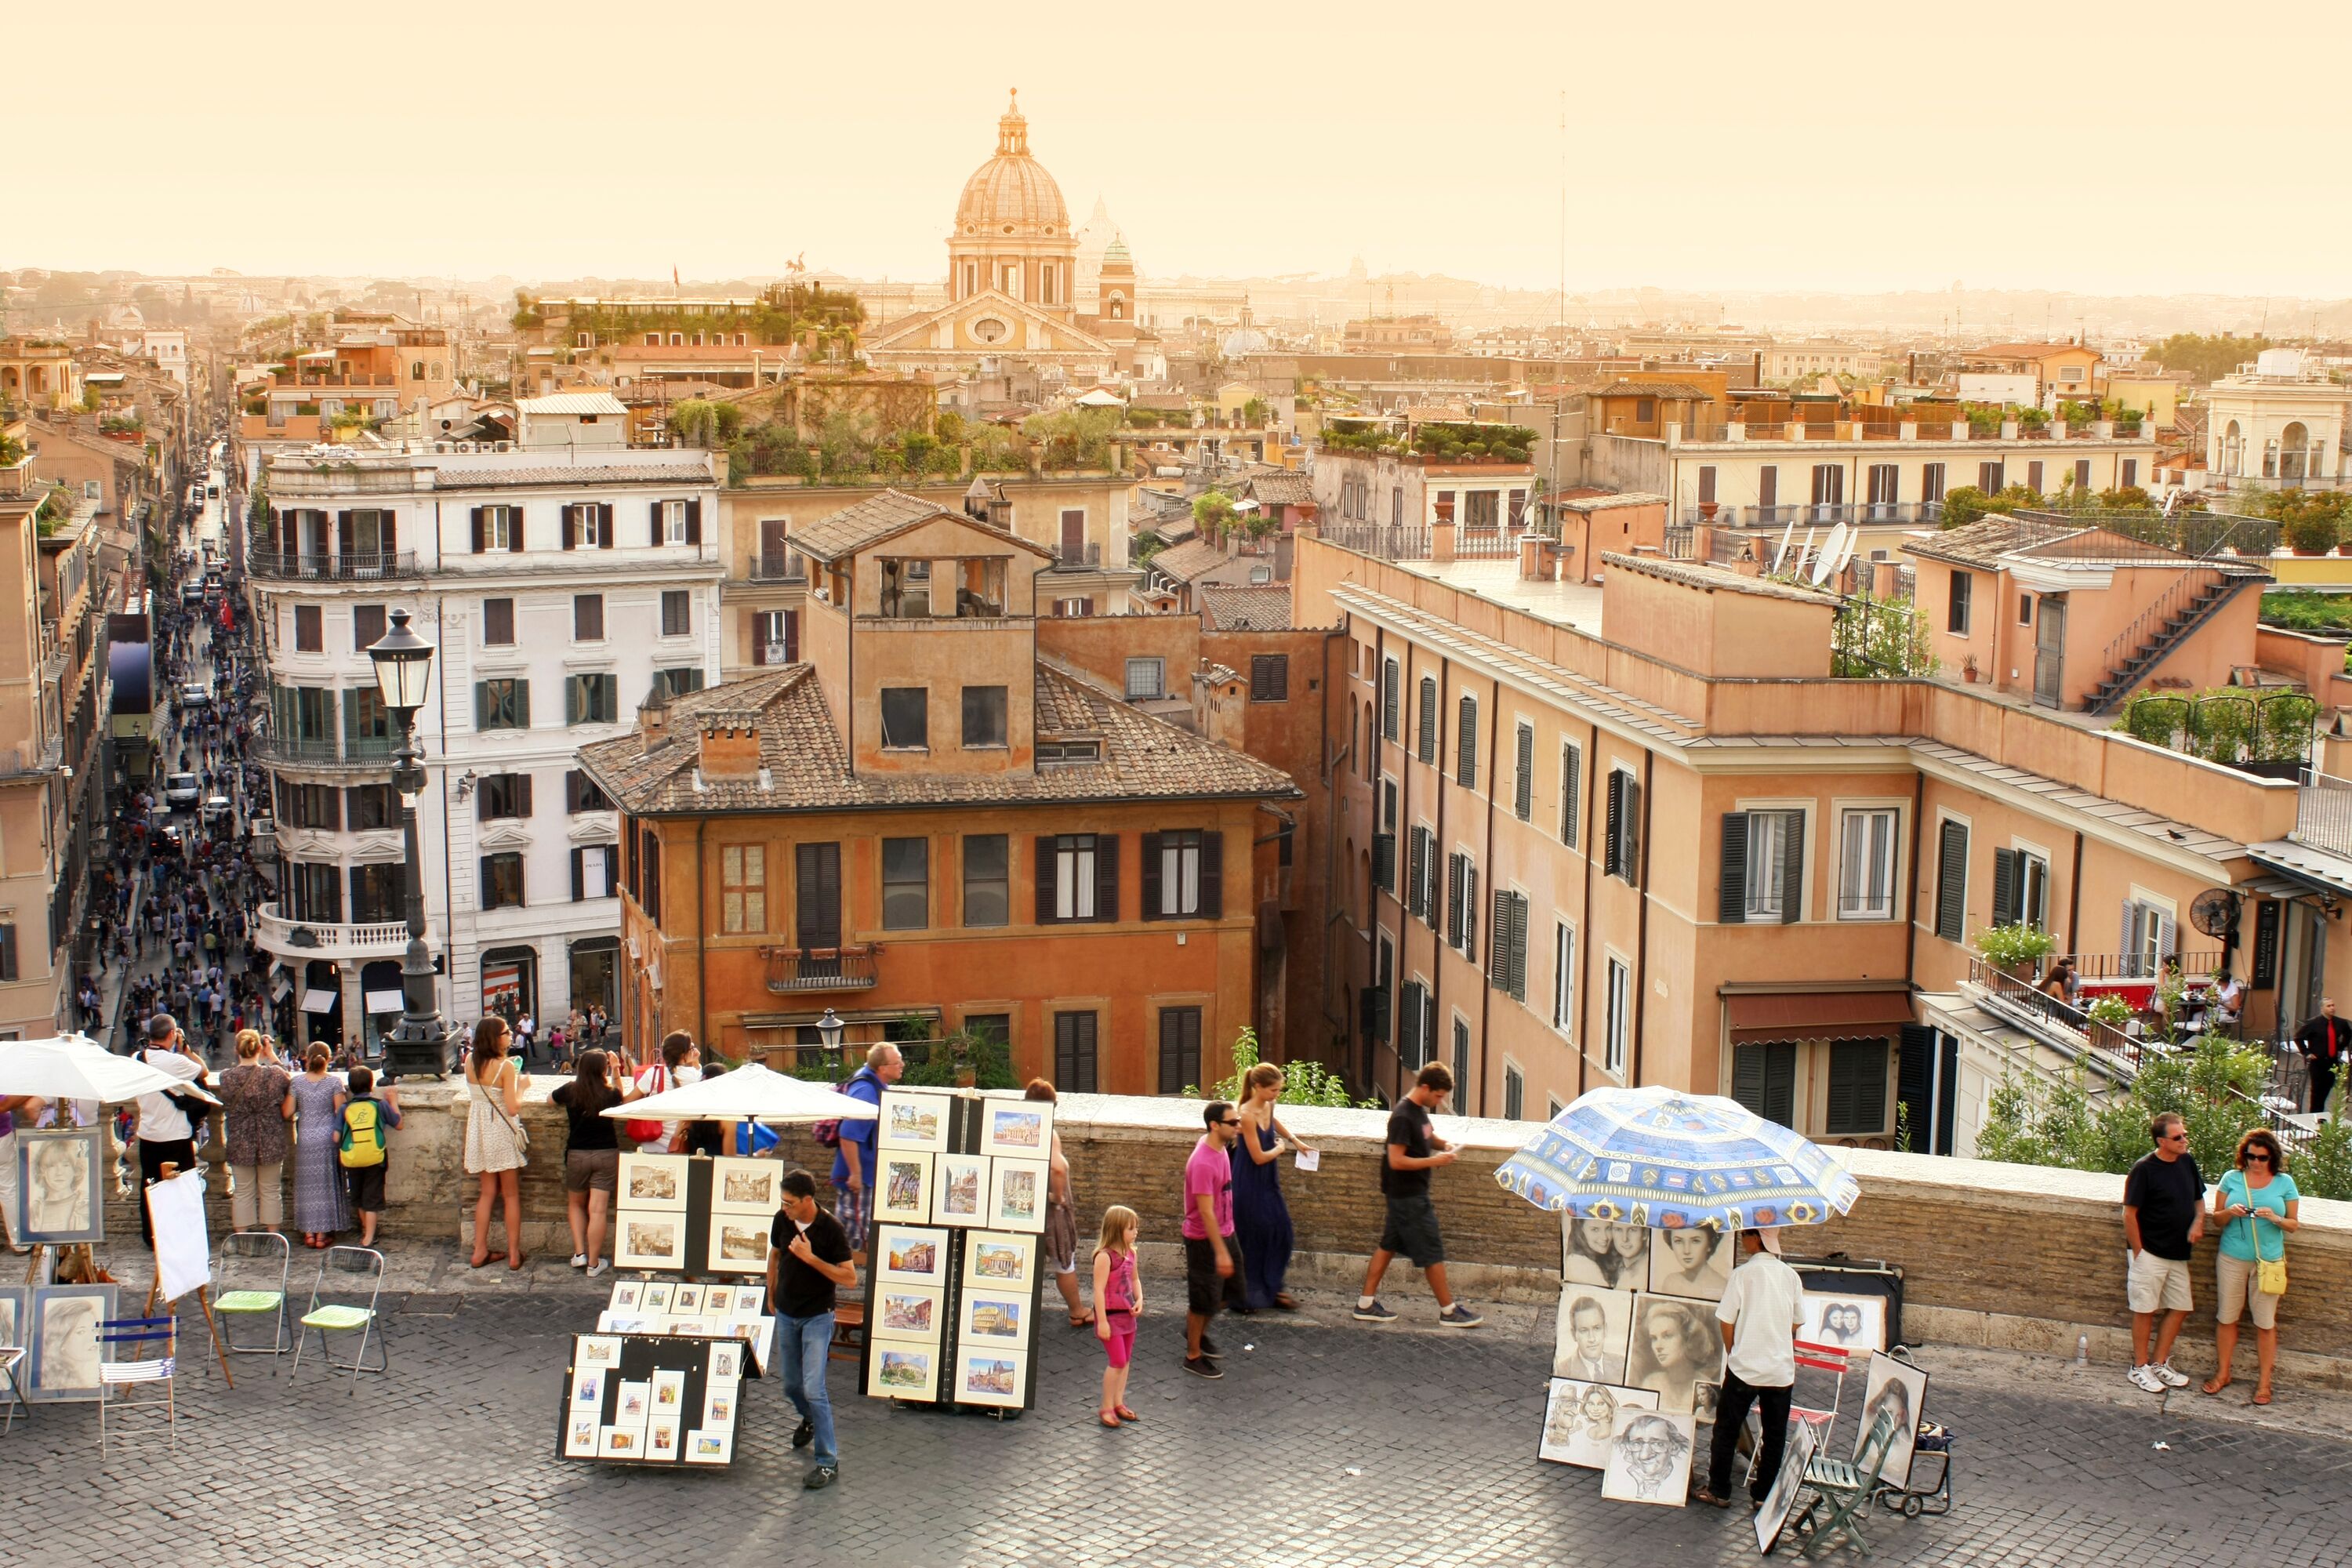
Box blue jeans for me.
[779,1310,837,1468]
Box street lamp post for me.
[365,608,449,1081]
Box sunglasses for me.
[2245,1151,2274,1163]
[1218,1119,1241,1127]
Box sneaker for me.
[792,1419,814,1450]
[586,1260,609,1278]
[2129,1364,2166,1394]
[1436,1303,1486,1329]
[570,1253,589,1269]
[804,1465,837,1490]
[2154,1363,2190,1388]
[1199,1334,1222,1359]
[1182,1355,1225,1380]
[1352,1298,1399,1323]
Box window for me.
[1977,460,2004,493]
[960,686,1007,749]
[1144,830,1221,919]
[882,837,929,930]
[2122,458,2139,489]
[566,673,617,725]
[473,506,519,552]
[1053,1011,1099,1094]
[1381,658,1399,739]
[1602,769,1641,883]
[1513,721,1535,821]
[1604,959,1629,1076]
[344,687,392,757]
[345,784,397,830]
[1464,490,1499,528]
[880,688,927,749]
[352,604,386,652]
[1921,463,1947,504]
[476,677,528,731]
[1452,1017,1470,1099]
[480,851,525,911]
[564,503,611,550]
[653,667,704,701]
[572,844,619,902]
[794,842,840,946]
[1455,695,1479,788]
[565,771,615,814]
[2026,459,2044,494]
[1733,1042,1795,1127]
[663,500,690,545]
[574,594,604,641]
[1503,1062,1525,1121]
[1991,847,2050,930]
[962,835,1009,927]
[1249,655,1288,702]
[349,862,405,924]
[1040,833,1116,924]
[1445,851,1479,960]
[289,861,343,923]
[660,590,691,638]
[2073,459,2092,491]
[2122,899,2176,978]
[2019,593,2034,626]
[1933,819,1969,942]
[276,781,339,830]
[1838,808,1899,920]
[1157,1007,1202,1095]
[752,609,799,667]
[294,604,321,653]
[1417,677,1439,764]
[1398,980,1428,1066]
[1552,922,1576,1037]
[1719,809,1806,924]
[1487,886,1530,1002]
[1757,466,1778,510]
[1559,742,1582,847]
[1405,824,1436,922]
[482,597,515,646]
[477,772,533,821]
[1125,658,1164,701]
[1381,778,1399,890]
[83,479,101,500]
[1947,570,1973,635]
[1825,1040,1890,1136]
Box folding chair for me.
[1790,1406,1900,1558]
[0,1347,27,1437]
[96,1316,179,1459]
[213,1232,294,1364]
[1748,1338,1853,1490]
[290,1246,387,1392]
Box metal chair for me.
[213,1232,293,1364]
[290,1245,387,1391]
[0,1347,27,1437]
[96,1316,179,1459]
[1791,1406,1900,1558]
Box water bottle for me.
[2074,1334,2089,1367]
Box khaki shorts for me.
[2126,1248,2193,1315]
[2214,1251,2279,1330]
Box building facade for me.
[2203,350,2352,494]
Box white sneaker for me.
[587,1260,610,1278]
[2154,1362,2190,1388]
[2129,1364,2165,1393]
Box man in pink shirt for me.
[1182,1101,1243,1379]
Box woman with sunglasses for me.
[2202,1128,2299,1404]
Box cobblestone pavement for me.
[5,1254,2343,1568]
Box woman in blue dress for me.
[1229,1064,1314,1311]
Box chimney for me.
[637,685,672,745]
[698,710,763,780]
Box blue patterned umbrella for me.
[1494,1085,1859,1231]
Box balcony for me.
[1048,542,1103,571]
[255,734,397,773]
[747,549,806,583]
[1960,951,2226,1081]
[2293,770,2352,860]
[248,549,421,582]
[256,902,415,960]
[760,945,879,993]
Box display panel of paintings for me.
[932,1152,989,1227]
[563,1332,739,1468]
[1646,1228,1734,1302]
[878,1090,952,1153]
[1801,1290,1888,1355]
[873,1284,946,1346]
[985,1158,1047,1235]
[962,1230,1037,1292]
[868,1340,942,1402]
[1551,1285,1635,1384]
[16,1127,107,1244]
[710,1157,782,1216]
[954,1346,1026,1410]
[706,1214,773,1275]
[1598,1406,1696,1508]
[616,1212,687,1272]
[1627,1293,1726,1417]
[978,1098,1052,1160]
[1856,1351,1929,1489]
[26,1283,116,1403]
[875,1225,950,1288]
[618,1153,688,1211]
[1537,1378,1659,1471]
[875,1151,935,1225]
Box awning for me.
[364,989,405,1014]
[301,989,339,1014]
[2248,840,2352,900]
[1722,989,1915,1044]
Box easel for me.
[137,1163,234,1390]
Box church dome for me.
[955,91,1069,237]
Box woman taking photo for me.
[553,1048,622,1276]
[465,1014,529,1269]
[1230,1062,1312,1311]
[285,1043,348,1248]
[217,1029,291,1234]
[2203,1127,2299,1405]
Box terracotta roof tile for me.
[1152,538,1231,582]
[1199,586,1296,630]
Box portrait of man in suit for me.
[1555,1293,1628,1384]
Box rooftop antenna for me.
[1771,518,1796,574]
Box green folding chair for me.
[290,1245,387,1392]
[213,1232,293,1364]
[1790,1406,1899,1558]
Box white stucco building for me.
[2205,350,2352,493]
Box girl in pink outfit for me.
[1092,1205,1143,1428]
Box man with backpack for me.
[817,1044,901,1258]
[336,1066,404,1248]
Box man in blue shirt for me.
[833,1043,902,1254]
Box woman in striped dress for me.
[285,1043,350,1246]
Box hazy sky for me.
[13,3,2348,298]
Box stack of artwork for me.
[561,1330,746,1467]
[595,1279,772,1372]
[611,1153,783,1274]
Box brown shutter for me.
[598,503,615,547]
[561,506,577,550]
[571,847,585,902]
[685,499,702,545]
[750,617,768,666]
[509,510,525,552]
[564,770,582,813]
[1197,831,1222,918]
[470,506,485,554]
[1139,833,1163,920]
[651,499,664,545]
[337,510,355,557]
[1035,835,1055,923]
[1094,835,1119,922]
[517,774,534,816]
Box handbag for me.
[2241,1174,2287,1296]
[622,1066,667,1145]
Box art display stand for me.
[558,1281,772,1468]
[140,1164,232,1390]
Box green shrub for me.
[1974,921,2056,973]
[1186,1026,1381,1109]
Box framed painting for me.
[985,1158,1048,1235]
[710,1341,743,1382]
[962,1230,1038,1292]
[1855,1352,1929,1488]
[0,1287,25,1360]
[702,1383,736,1429]
[979,1099,1051,1160]
[867,1341,941,1402]
[875,1152,935,1225]
[671,1284,705,1316]
[616,1214,685,1272]
[1551,1285,1635,1385]
[1755,1415,1819,1553]
[878,1091,951,1153]
[615,1380,651,1424]
[729,1285,765,1320]
[17,1127,106,1244]
[1802,1290,1888,1356]
[651,1368,688,1416]
[932,1153,990,1228]
[706,1216,773,1275]
[685,1428,734,1465]
[953,1347,1026,1410]
[599,1425,644,1460]
[1628,1294,1726,1416]
[618,1154,689,1212]
[1537,1379,1657,1471]
[1648,1228,1734,1303]
[711,1158,782,1216]
[564,1412,600,1458]
[640,1282,676,1313]
[703,1286,734,1317]
[608,1280,643,1313]
[873,1284,946,1345]
[570,1367,604,1411]
[27,1283,115,1403]
[648,1416,681,1461]
[874,1225,949,1288]
[575,1335,622,1370]
[1599,1406,1696,1507]
[957,1287,1029,1348]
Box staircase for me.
[2085,572,2262,717]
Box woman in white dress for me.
[465,1015,528,1269]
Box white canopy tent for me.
[0,1033,209,1104]
[598,1062,880,1127]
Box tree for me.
[1193,489,1237,541]
[2148,332,2272,385]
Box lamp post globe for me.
[362,607,451,1080]
[817,1007,846,1054]
[365,606,436,714]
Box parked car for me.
[179,583,205,608]
[162,772,201,810]
[201,794,234,825]
[179,683,210,710]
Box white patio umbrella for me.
[0,1033,201,1104]
[598,1062,880,1127]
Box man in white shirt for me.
[1696,1229,1807,1511]
[127,1014,206,1247]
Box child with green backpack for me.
[337,1066,405,1247]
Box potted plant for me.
[1962,653,1980,684]
[1975,921,2056,979]
[2084,991,2134,1053]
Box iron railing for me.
[749,549,806,583]
[1051,542,1102,569]
[247,549,420,581]
[2293,770,2352,859]
[761,946,878,993]
[2090,568,2229,709]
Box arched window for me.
[1109,292,1126,321]
[2222,419,2243,476]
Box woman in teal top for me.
[2201,1127,2299,1405]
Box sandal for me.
[1068,1312,1096,1328]
[1098,1410,1122,1428]
[2200,1377,2232,1396]
[469,1253,492,1269]
[1273,1294,1300,1311]
[507,1254,527,1270]
[1115,1405,1142,1422]
[1694,1489,1732,1510]
[2253,1387,2273,1406]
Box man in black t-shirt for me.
[1352,1062,1483,1329]
[2122,1112,2205,1394]
[768,1168,857,1488]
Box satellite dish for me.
[1795,525,1820,576]
[1808,542,1838,587]
[1771,520,1796,575]
[2188,887,2241,941]
[1820,521,1851,575]
[1832,529,1860,577]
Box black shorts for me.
[344,1163,388,1213]
[1379,1193,1445,1269]
[1184,1236,1226,1316]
